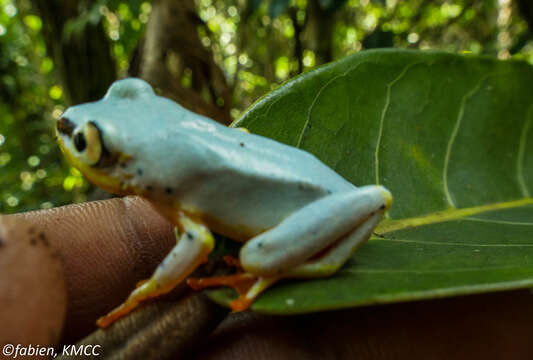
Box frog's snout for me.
[377,186,393,211]
[57,117,75,136]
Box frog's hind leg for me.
[207,185,391,312]
[96,215,214,328]
[284,210,383,278]
[224,210,384,311]
[239,185,391,277]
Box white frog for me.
[56,78,392,328]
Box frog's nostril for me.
[57,117,75,136]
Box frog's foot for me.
[96,278,167,328]
[229,276,280,311]
[187,273,279,311]
[187,273,256,295]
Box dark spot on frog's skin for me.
[186,232,194,241]
[165,187,173,194]
[257,242,263,248]
[327,190,332,195]
[240,142,245,147]
[380,204,385,210]
[30,238,38,246]
[0,237,4,248]
[146,185,153,191]
[298,183,312,191]
[28,227,36,234]
[137,168,143,176]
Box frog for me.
[56,78,393,328]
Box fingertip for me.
[0,216,67,347]
[10,196,175,340]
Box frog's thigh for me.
[284,211,383,278]
[96,214,214,327]
[240,185,391,277]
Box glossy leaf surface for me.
[210,49,533,313]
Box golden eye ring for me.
[72,122,103,166]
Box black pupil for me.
[73,132,87,152]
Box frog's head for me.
[56,78,156,195]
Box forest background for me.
[1,0,533,213]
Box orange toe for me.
[187,273,257,296]
[96,303,134,328]
[229,296,253,312]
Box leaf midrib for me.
[376,197,533,234]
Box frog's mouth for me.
[56,119,129,196]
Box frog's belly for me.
[179,179,335,241]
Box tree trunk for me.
[303,0,335,65]
[138,0,232,125]
[29,0,116,104]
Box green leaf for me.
[209,49,533,314]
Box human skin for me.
[2,196,533,359]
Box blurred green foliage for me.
[0,0,84,213]
[1,0,532,213]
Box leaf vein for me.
[517,105,533,197]
[442,75,488,207]
[341,264,528,274]
[297,75,346,147]
[464,217,533,226]
[371,237,533,247]
[374,63,418,185]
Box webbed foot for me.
[187,273,279,311]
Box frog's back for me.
[67,79,355,238]
[173,125,355,239]
[119,95,355,237]
[92,90,353,193]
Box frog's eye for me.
[72,122,104,166]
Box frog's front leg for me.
[96,214,214,328]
